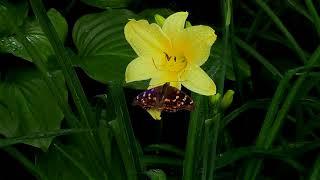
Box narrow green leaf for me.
[305,0,320,37]
[183,94,208,180]
[205,2,233,178]
[288,0,313,22]
[243,46,320,179]
[234,37,283,79]
[309,155,320,180]
[54,144,95,180]
[222,99,270,128]
[206,112,222,180]
[256,0,307,63]
[244,0,269,41]
[217,141,320,170]
[109,83,144,180]
[29,0,92,128]
[36,144,91,180]
[97,121,127,179]
[220,149,306,172]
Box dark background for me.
[1,0,318,179]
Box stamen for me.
[164,52,171,61]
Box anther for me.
[164,52,171,61]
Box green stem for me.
[207,113,222,180]
[109,83,144,179]
[201,120,210,180]
[29,0,92,127]
[28,1,113,177]
[183,94,206,180]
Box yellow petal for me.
[148,71,181,89]
[147,109,162,120]
[125,56,157,83]
[124,20,171,57]
[162,12,188,40]
[181,65,216,95]
[174,25,217,66]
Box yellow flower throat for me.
[154,52,187,72]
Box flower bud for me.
[210,93,221,105]
[221,90,235,110]
[154,14,165,27]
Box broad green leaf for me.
[0,67,67,150]
[36,121,127,179]
[0,129,90,148]
[80,0,132,8]
[0,0,28,36]
[36,144,91,180]
[0,102,14,136]
[72,54,134,85]
[0,8,68,62]
[72,10,137,84]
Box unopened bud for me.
[154,14,165,27]
[210,93,221,105]
[221,90,235,109]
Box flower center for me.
[154,52,187,72]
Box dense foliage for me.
[0,0,319,179]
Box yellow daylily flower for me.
[124,12,217,119]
